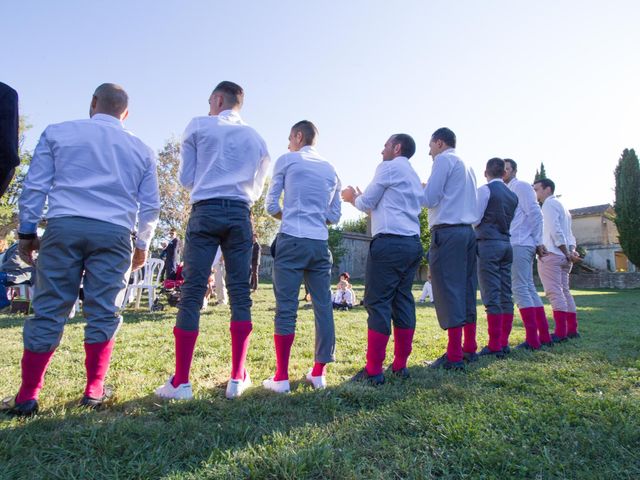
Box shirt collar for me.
[299,145,318,154]
[91,113,123,127]
[488,178,503,184]
[390,155,409,162]
[218,109,244,124]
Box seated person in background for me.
[332,280,355,310]
[1,241,36,308]
[418,279,434,303]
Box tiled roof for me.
[570,204,613,217]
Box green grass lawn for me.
[1,284,639,479]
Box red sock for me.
[392,326,414,371]
[462,323,477,353]
[566,311,578,335]
[520,307,541,349]
[311,362,327,376]
[273,333,295,381]
[16,349,55,403]
[535,307,552,343]
[172,326,199,387]
[500,313,514,348]
[486,313,502,352]
[553,311,567,339]
[447,327,463,363]
[230,321,252,380]
[84,340,115,398]
[365,329,390,376]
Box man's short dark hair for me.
[504,158,517,172]
[431,127,456,148]
[391,134,416,159]
[213,81,244,107]
[486,158,505,178]
[291,120,318,146]
[94,83,128,116]
[534,178,555,193]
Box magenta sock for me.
[392,326,415,371]
[365,329,390,376]
[16,349,55,403]
[230,321,252,380]
[447,327,463,362]
[273,333,295,381]
[172,326,199,387]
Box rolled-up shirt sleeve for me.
[474,185,490,226]
[135,151,161,250]
[266,156,285,216]
[423,156,451,208]
[326,175,342,225]
[18,129,54,233]
[355,162,388,212]
[179,118,198,190]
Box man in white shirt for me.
[504,159,553,349]
[342,134,424,384]
[533,178,580,341]
[263,121,340,393]
[423,128,478,370]
[475,158,518,358]
[1,83,160,416]
[155,81,270,401]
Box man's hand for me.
[569,251,582,264]
[131,248,147,271]
[535,245,548,258]
[18,238,40,266]
[341,186,361,205]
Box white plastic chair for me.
[125,258,164,311]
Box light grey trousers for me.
[23,216,132,352]
[511,245,544,309]
[272,233,335,363]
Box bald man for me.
[1,83,160,416]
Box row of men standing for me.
[1,80,579,416]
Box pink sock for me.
[273,333,295,381]
[486,313,503,352]
[520,307,541,349]
[230,321,252,380]
[553,311,567,339]
[535,307,552,344]
[365,329,390,376]
[172,326,199,387]
[500,313,514,348]
[16,349,55,403]
[566,311,578,335]
[462,323,477,353]
[392,326,415,371]
[84,340,115,398]
[311,362,327,376]
[447,327,463,363]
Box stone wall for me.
[569,272,640,289]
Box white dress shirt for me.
[475,178,506,225]
[266,145,341,241]
[18,114,160,250]
[179,110,270,205]
[354,156,423,236]
[332,288,354,304]
[506,177,543,247]
[541,195,576,256]
[423,148,478,228]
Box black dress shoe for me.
[567,332,581,339]
[514,342,539,351]
[478,346,505,359]
[502,345,511,355]
[350,368,385,386]
[541,340,554,347]
[79,385,113,409]
[426,354,465,370]
[463,351,479,363]
[0,395,39,417]
[551,334,568,343]
[386,365,410,379]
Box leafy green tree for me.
[534,162,547,182]
[614,148,640,266]
[341,215,368,234]
[251,181,280,244]
[419,208,431,265]
[328,225,346,267]
[156,138,190,238]
[0,116,32,239]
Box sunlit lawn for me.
[0,284,638,479]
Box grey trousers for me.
[272,233,335,363]
[477,239,514,314]
[23,216,132,352]
[429,225,477,329]
[511,245,544,309]
[537,252,576,312]
[364,234,423,335]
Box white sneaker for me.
[305,370,327,390]
[154,376,193,400]
[262,376,291,394]
[225,371,252,399]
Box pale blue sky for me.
[2,0,638,220]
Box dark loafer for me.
[350,368,385,386]
[427,353,465,371]
[463,351,479,363]
[478,346,506,359]
[567,332,581,339]
[386,365,410,379]
[551,334,568,343]
[79,385,113,410]
[515,342,539,351]
[0,395,39,417]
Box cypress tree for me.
[614,148,640,267]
